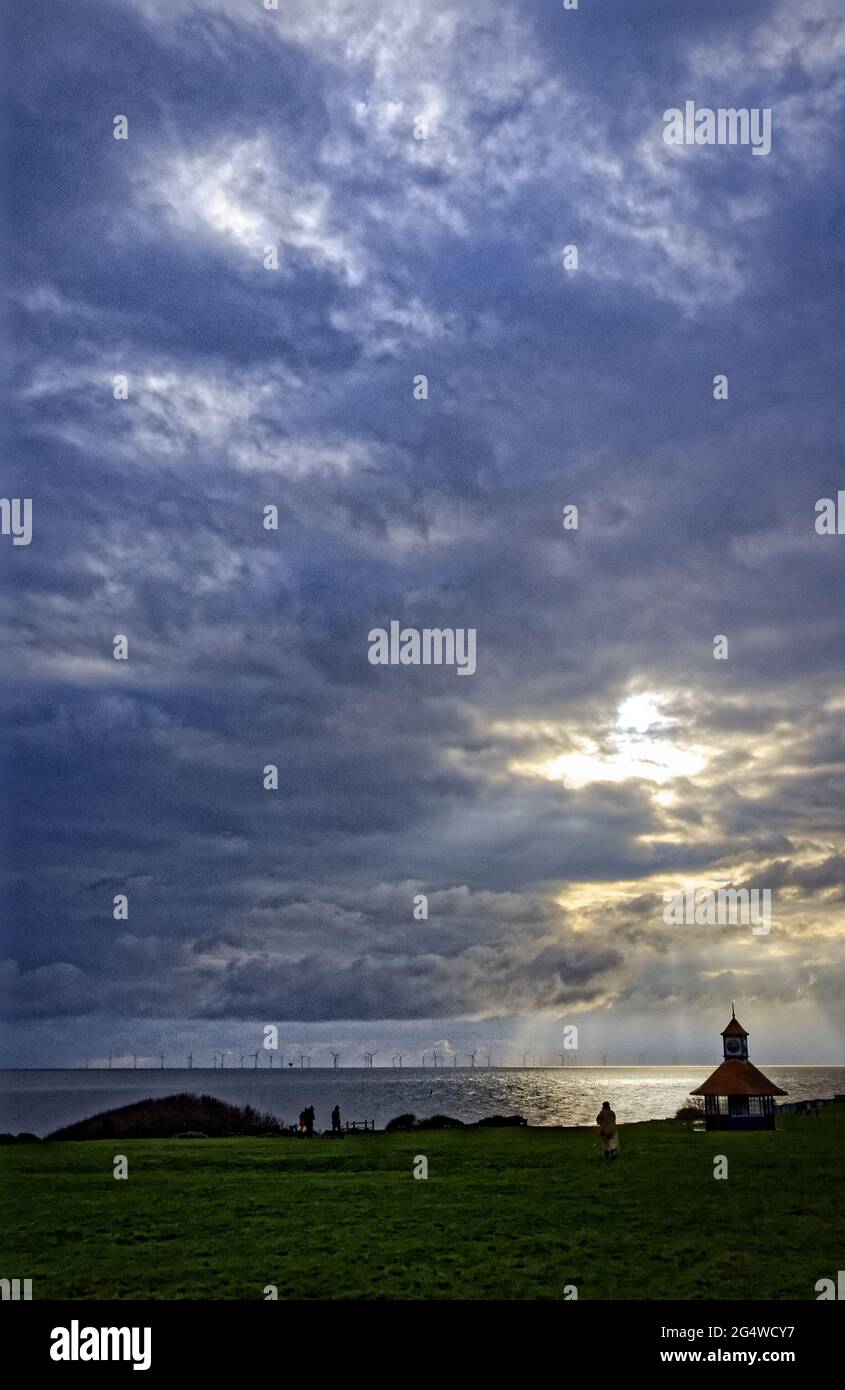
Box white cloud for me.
[125,0,765,313]
[687,0,845,171]
[142,134,365,284]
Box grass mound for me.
[47,1092,286,1141]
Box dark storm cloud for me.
[3,0,845,1061]
[3,926,622,1023]
[741,856,845,902]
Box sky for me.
[2,0,844,1068]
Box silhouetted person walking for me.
[331,1104,341,1134]
[304,1105,315,1136]
[597,1100,619,1159]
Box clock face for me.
[725,1037,742,1055]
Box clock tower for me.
[721,1003,749,1061]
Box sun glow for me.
[515,693,707,788]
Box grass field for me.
[2,1107,842,1300]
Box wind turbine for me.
[187,1052,193,1070]
[330,1051,342,1070]
[432,1051,439,1069]
[468,1050,477,1068]
[483,1050,492,1067]
[392,1054,403,1068]
[299,1053,311,1069]
[160,1054,165,1069]
[252,1052,259,1068]
[240,1055,245,1069]
[108,1054,113,1069]
[364,1051,375,1069]
[133,1055,138,1069]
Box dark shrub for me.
[474,1114,527,1127]
[415,1114,465,1130]
[675,1097,706,1123]
[385,1113,417,1132]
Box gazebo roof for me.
[691,1059,787,1097]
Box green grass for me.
[2,1107,842,1300]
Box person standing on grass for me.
[331,1104,341,1133]
[597,1101,619,1159]
[305,1105,315,1136]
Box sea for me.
[2,1065,843,1138]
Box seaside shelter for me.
[691,1006,787,1131]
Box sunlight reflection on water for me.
[1,1066,842,1136]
